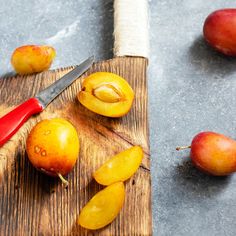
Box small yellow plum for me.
[11,45,56,75]
[26,118,79,184]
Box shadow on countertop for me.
[189,36,236,77]
[175,156,232,198]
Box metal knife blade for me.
[36,56,94,108]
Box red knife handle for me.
[0,98,43,147]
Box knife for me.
[0,56,94,147]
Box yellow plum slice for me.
[93,146,143,186]
[78,182,125,230]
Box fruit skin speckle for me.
[26,118,79,177]
[34,146,41,154]
[41,150,47,156]
[44,130,51,135]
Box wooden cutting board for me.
[0,57,152,235]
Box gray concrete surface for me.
[1,0,236,235]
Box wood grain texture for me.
[0,57,152,236]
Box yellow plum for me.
[11,45,56,75]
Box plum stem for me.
[57,173,68,186]
[176,145,191,151]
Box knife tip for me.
[88,55,95,63]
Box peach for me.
[78,182,125,230]
[203,9,236,56]
[11,45,56,75]
[26,118,79,184]
[78,72,134,117]
[93,146,143,185]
